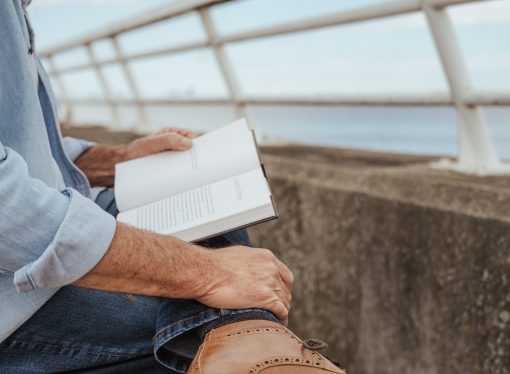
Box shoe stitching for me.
[211,326,301,342]
[249,354,346,374]
[189,323,345,374]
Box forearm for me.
[74,224,294,323]
[74,144,126,187]
[74,224,217,299]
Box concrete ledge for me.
[249,145,510,374]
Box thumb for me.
[143,132,193,153]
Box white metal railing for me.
[39,0,510,175]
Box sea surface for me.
[69,105,510,160]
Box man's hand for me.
[75,127,197,187]
[198,246,294,325]
[74,127,295,323]
[75,225,294,325]
[123,127,197,161]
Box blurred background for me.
[32,0,510,158]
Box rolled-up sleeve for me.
[62,136,94,162]
[0,142,116,292]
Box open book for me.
[115,119,277,242]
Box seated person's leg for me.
[0,281,277,373]
[153,227,277,370]
[1,191,343,373]
[41,190,273,371]
[0,286,169,373]
[0,285,343,374]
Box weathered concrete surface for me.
[249,145,510,374]
[64,127,510,373]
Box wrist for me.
[107,144,128,163]
[170,241,220,299]
[75,144,126,187]
[185,246,234,300]
[138,231,219,299]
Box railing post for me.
[198,7,260,137]
[40,0,509,161]
[111,36,149,131]
[46,55,73,125]
[85,43,120,128]
[420,0,508,174]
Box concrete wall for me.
[249,146,510,374]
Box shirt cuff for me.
[13,187,116,292]
[62,136,95,162]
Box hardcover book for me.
[115,119,278,242]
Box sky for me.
[28,0,510,100]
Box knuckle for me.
[274,299,287,311]
[266,265,280,279]
[279,306,289,318]
[166,133,180,144]
[264,287,274,299]
[255,249,275,264]
[288,270,295,283]
[259,248,273,258]
[259,287,273,299]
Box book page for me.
[117,168,271,236]
[115,119,261,211]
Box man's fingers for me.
[157,127,198,139]
[266,281,291,323]
[269,300,289,326]
[276,286,292,311]
[177,129,198,139]
[275,258,294,292]
[150,132,193,152]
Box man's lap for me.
[0,190,276,373]
[0,283,273,373]
[0,286,166,373]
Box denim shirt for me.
[0,0,117,342]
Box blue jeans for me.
[0,191,277,373]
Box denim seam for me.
[153,309,221,339]
[153,308,276,373]
[153,308,264,339]
[4,337,148,358]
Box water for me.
[69,106,510,160]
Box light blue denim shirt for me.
[0,0,117,343]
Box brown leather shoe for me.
[187,320,346,374]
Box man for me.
[0,1,345,373]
